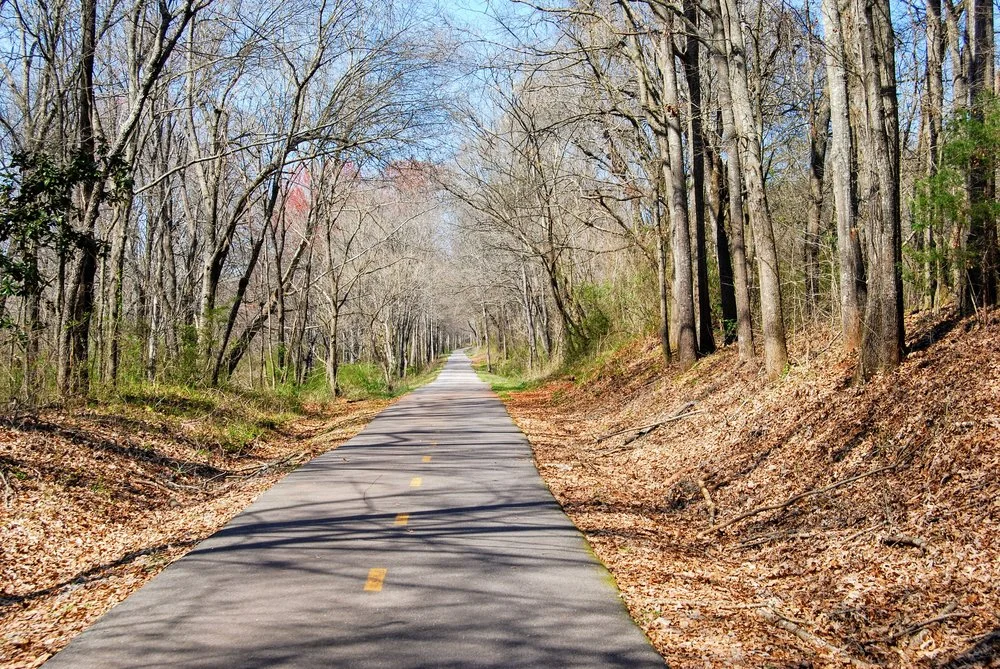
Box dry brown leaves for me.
[0,396,390,668]
[505,309,1000,669]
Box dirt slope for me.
[502,309,999,668]
[0,394,389,668]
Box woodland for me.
[0,0,997,396]
[1,0,999,665]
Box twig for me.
[363,474,383,501]
[739,530,820,549]
[0,468,12,509]
[233,451,307,475]
[137,478,177,495]
[716,602,771,611]
[812,330,844,359]
[741,523,891,549]
[880,602,967,643]
[846,523,887,543]
[595,402,698,443]
[698,478,717,524]
[757,607,875,667]
[206,451,307,483]
[880,533,928,554]
[165,479,205,491]
[697,465,897,538]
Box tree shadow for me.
[0,415,224,477]
[905,310,964,354]
[0,541,199,608]
[939,628,1000,668]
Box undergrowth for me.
[332,360,445,399]
[94,382,304,454]
[472,334,645,398]
[81,357,445,454]
[473,367,540,396]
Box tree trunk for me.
[924,0,945,308]
[805,92,830,321]
[521,263,537,369]
[59,0,99,396]
[657,215,672,364]
[709,0,755,361]
[482,303,493,373]
[683,0,716,355]
[707,139,738,345]
[821,0,866,352]
[721,0,788,377]
[856,0,905,379]
[660,29,698,370]
[327,311,341,398]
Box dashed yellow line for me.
[394,513,409,526]
[410,477,422,488]
[364,568,387,592]
[422,455,432,463]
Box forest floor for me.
[492,308,999,668]
[0,385,395,668]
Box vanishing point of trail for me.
[45,352,664,668]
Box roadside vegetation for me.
[478,309,998,667]
[0,356,443,667]
[2,0,999,664]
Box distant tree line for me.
[3,0,997,401]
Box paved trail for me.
[47,352,664,668]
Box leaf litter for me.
[0,394,390,668]
[502,308,999,668]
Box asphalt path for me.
[46,351,665,668]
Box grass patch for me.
[473,365,541,397]
[335,359,446,400]
[94,382,303,455]
[336,363,396,399]
[84,358,446,455]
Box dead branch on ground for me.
[846,523,888,542]
[738,529,822,549]
[206,451,308,483]
[595,402,700,443]
[698,478,717,524]
[880,533,928,554]
[874,602,968,644]
[697,465,897,538]
[756,607,875,667]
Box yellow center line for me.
[364,568,387,592]
[410,477,422,488]
[422,455,432,463]
[394,513,409,526]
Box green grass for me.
[95,382,304,454]
[73,357,445,454]
[473,365,541,397]
[335,359,446,400]
[469,333,639,397]
[336,363,394,398]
